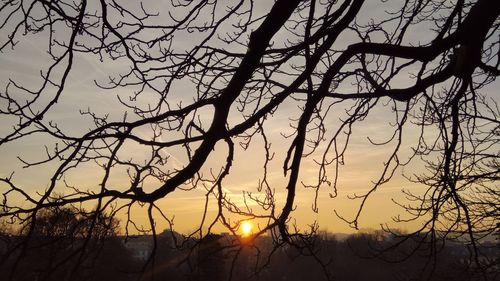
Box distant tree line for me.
[1,206,497,281]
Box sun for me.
[240,221,253,236]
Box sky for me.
[0,0,498,236]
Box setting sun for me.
[240,221,253,236]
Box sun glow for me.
[241,221,253,236]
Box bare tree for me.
[0,205,128,281]
[0,0,498,279]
